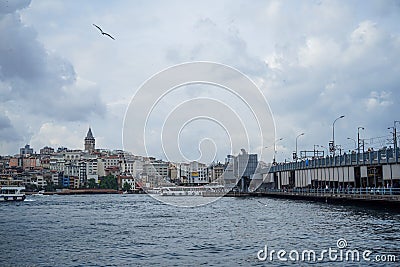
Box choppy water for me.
[0,194,399,266]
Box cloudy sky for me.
[1,0,400,163]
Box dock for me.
[204,189,400,210]
[253,189,399,203]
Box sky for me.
[1,0,400,163]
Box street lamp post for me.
[389,123,398,163]
[395,121,400,163]
[274,137,283,164]
[265,137,284,164]
[296,133,304,161]
[332,115,345,156]
[357,127,364,155]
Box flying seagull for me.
[93,24,115,40]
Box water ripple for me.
[0,195,399,266]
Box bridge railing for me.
[270,147,400,172]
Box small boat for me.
[0,186,26,202]
[33,190,45,196]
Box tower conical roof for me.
[86,127,94,139]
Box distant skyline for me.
[1,0,400,162]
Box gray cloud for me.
[0,113,21,142]
[0,0,106,152]
[165,17,269,78]
[1,0,399,159]
[0,0,30,15]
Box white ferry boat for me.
[0,186,26,202]
[159,184,225,196]
[146,187,161,195]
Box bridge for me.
[261,147,400,190]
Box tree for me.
[25,183,38,192]
[44,182,55,192]
[87,178,98,189]
[99,175,118,190]
[122,181,131,192]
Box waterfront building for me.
[98,155,122,177]
[49,155,65,173]
[20,174,33,186]
[132,160,143,179]
[178,162,190,184]
[103,155,121,169]
[223,156,236,187]
[192,161,208,184]
[169,164,179,183]
[69,176,80,189]
[40,146,55,155]
[142,159,170,188]
[105,166,120,177]
[9,157,21,168]
[40,157,50,169]
[207,162,226,182]
[51,171,59,186]
[225,149,258,192]
[120,175,136,190]
[22,156,40,170]
[64,150,82,162]
[33,175,47,189]
[97,158,106,177]
[147,160,169,179]
[20,144,34,156]
[80,154,99,186]
[64,162,79,177]
[179,162,206,184]
[62,176,70,188]
[78,161,87,187]
[119,153,135,171]
[57,147,68,153]
[237,149,258,178]
[0,156,10,171]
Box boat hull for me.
[0,195,26,201]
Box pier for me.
[203,188,400,210]
[252,188,400,207]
